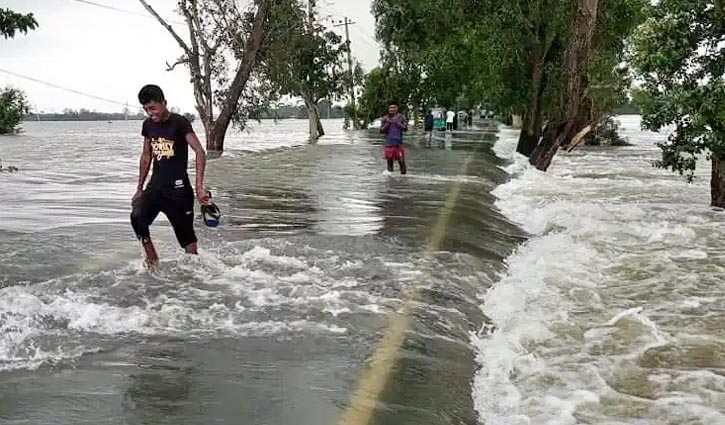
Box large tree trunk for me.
[204,123,227,159]
[517,45,546,157]
[306,102,324,142]
[712,154,725,208]
[316,113,325,137]
[139,0,270,157]
[530,0,599,170]
[210,1,269,155]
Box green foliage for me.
[372,0,477,110]
[584,117,630,146]
[0,8,37,135]
[261,3,346,107]
[357,67,414,125]
[370,0,647,128]
[632,0,725,182]
[585,0,649,120]
[0,8,38,39]
[0,86,30,134]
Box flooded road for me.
[0,119,521,424]
[5,116,723,425]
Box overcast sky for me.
[0,0,380,113]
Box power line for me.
[68,0,186,26]
[319,6,380,56]
[350,26,380,51]
[321,3,378,43]
[0,68,130,107]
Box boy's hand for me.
[131,189,143,206]
[196,187,210,205]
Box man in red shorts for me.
[380,101,408,174]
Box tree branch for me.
[166,58,189,71]
[218,0,271,125]
[138,0,191,55]
[179,0,211,121]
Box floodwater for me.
[0,118,521,424]
[475,116,725,424]
[2,116,724,425]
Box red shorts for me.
[384,145,405,161]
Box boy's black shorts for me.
[131,185,197,248]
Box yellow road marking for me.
[338,154,475,425]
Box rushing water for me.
[475,115,725,424]
[0,118,522,424]
[3,116,724,425]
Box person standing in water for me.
[131,84,209,267]
[446,109,455,132]
[380,101,408,174]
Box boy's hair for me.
[388,100,399,107]
[138,84,165,105]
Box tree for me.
[528,0,601,170]
[261,2,346,141]
[527,0,647,169]
[0,87,30,134]
[0,7,38,39]
[371,0,646,165]
[632,1,725,207]
[371,0,476,117]
[139,0,293,156]
[0,8,38,135]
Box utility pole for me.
[334,17,357,129]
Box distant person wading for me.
[446,109,455,132]
[380,101,408,175]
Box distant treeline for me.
[22,103,346,122]
[252,102,345,120]
[22,109,146,122]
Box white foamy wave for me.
[0,242,402,371]
[474,119,725,424]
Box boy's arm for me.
[399,116,408,132]
[380,117,391,134]
[132,138,152,204]
[137,138,152,190]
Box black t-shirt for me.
[141,113,194,189]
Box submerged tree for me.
[632,0,725,207]
[139,0,293,155]
[528,0,601,169]
[371,0,646,167]
[261,2,347,141]
[0,87,30,134]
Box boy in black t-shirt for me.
[131,84,209,267]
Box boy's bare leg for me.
[185,242,198,255]
[142,238,159,267]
